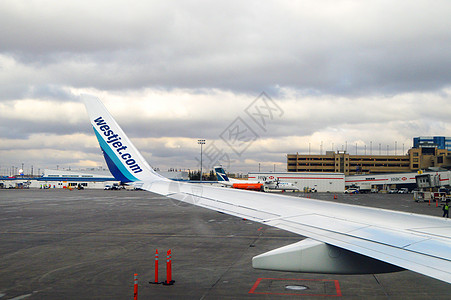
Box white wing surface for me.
[82,95,451,284]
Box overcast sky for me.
[1,0,451,176]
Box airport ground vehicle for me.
[344,188,359,194]
[104,183,123,190]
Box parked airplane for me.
[214,165,263,190]
[214,165,298,192]
[82,95,451,284]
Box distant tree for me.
[190,170,201,180]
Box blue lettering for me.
[107,134,120,142]
[94,116,143,176]
[94,116,106,126]
[126,159,136,165]
[100,125,110,131]
[112,141,122,148]
[130,164,143,173]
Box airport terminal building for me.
[247,170,451,193]
[287,137,451,176]
[0,169,189,189]
[0,169,118,189]
[345,171,451,192]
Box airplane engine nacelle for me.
[252,238,403,274]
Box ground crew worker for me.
[443,202,449,218]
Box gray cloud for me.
[1,1,450,97]
[1,1,451,173]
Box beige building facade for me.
[288,147,451,175]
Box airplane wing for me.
[82,95,451,284]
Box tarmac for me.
[0,188,450,299]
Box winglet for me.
[81,94,165,183]
[214,165,230,182]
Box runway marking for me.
[7,294,33,300]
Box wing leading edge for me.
[82,95,451,284]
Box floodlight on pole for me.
[198,139,206,182]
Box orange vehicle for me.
[231,182,263,191]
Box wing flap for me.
[405,238,451,261]
[265,217,451,283]
[265,214,451,261]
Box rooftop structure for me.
[413,136,451,151]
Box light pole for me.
[198,139,205,182]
